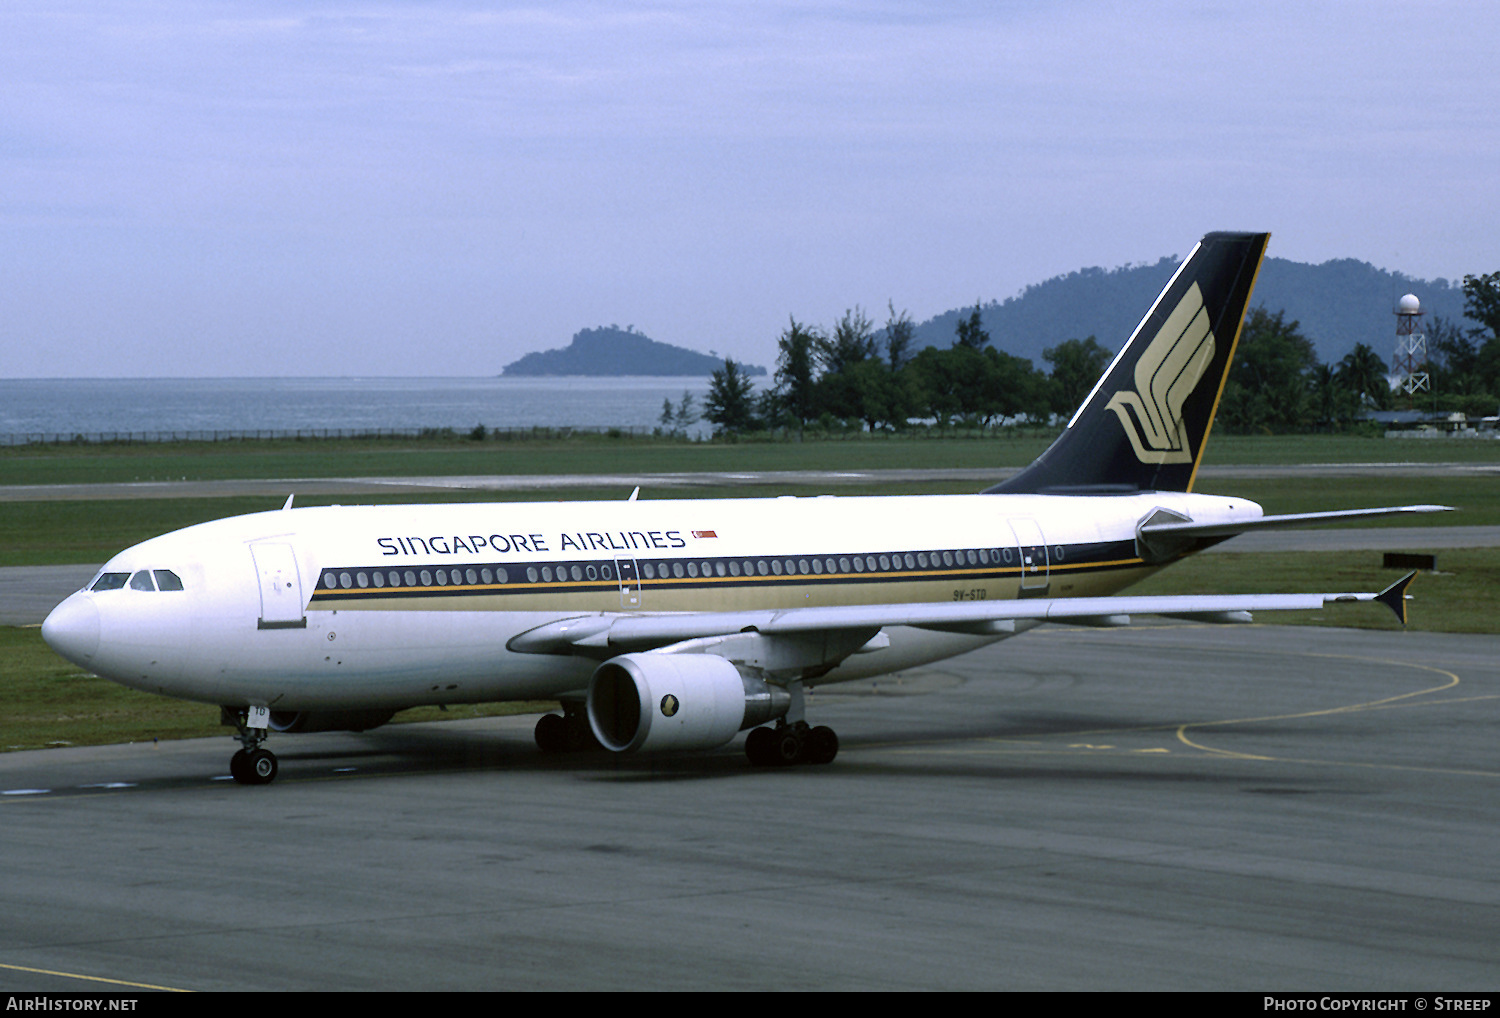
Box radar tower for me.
[1393,293,1427,408]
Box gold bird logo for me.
[1105,282,1216,464]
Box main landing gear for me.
[744,721,839,767]
[223,706,279,785]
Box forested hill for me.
[503,326,767,376]
[912,256,1472,365]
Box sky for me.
[4,1,1496,378]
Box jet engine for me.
[267,709,397,734]
[587,653,790,753]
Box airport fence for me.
[0,426,658,447]
[0,423,1067,447]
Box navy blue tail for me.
[988,231,1269,495]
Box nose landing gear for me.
[223,706,279,785]
[229,747,278,785]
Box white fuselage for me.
[43,490,1263,712]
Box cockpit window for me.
[91,569,185,592]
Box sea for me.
[0,377,720,443]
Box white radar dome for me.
[1398,293,1422,314]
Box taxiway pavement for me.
[2,625,1497,991]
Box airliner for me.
[41,232,1447,784]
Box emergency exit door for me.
[1008,518,1050,594]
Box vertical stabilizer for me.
[988,231,1269,495]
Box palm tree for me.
[1336,342,1392,410]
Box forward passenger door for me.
[251,542,307,629]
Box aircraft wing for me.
[508,572,1417,656]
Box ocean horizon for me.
[0,376,722,440]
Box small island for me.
[502,325,767,377]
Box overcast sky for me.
[5,1,1495,378]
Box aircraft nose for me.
[42,594,100,666]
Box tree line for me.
[1419,271,1500,417]
[695,303,1111,438]
[693,272,1500,439]
[1219,271,1500,431]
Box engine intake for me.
[588,653,790,753]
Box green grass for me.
[1192,475,1499,525]
[1128,549,1499,633]
[4,430,1498,487]
[1201,433,1500,465]
[1,625,225,750]
[0,497,288,567]
[0,431,1056,486]
[0,622,559,752]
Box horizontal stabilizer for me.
[1139,504,1453,541]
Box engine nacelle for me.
[267,709,397,734]
[588,653,790,753]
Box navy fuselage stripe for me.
[309,539,1145,601]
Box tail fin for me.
[988,231,1269,495]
